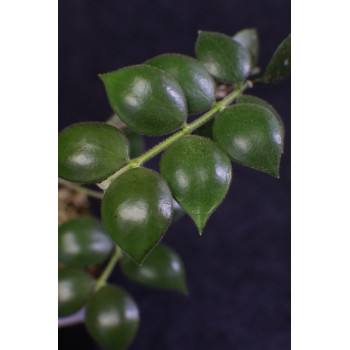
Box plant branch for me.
[98,81,251,190]
[93,245,123,292]
[58,178,104,199]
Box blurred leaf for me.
[161,136,232,234]
[195,31,251,83]
[193,118,215,140]
[58,123,128,183]
[233,28,259,67]
[120,244,187,293]
[100,65,187,136]
[101,168,173,264]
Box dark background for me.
[58,0,290,349]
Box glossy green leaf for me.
[193,118,215,140]
[58,268,94,317]
[58,216,114,268]
[120,244,187,293]
[195,31,251,83]
[100,65,187,136]
[85,285,139,350]
[145,54,215,114]
[213,104,284,177]
[58,123,129,183]
[161,136,232,234]
[236,94,285,151]
[233,28,259,66]
[262,34,291,83]
[101,168,173,264]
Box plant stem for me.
[94,245,123,292]
[58,178,104,199]
[98,81,250,190]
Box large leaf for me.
[214,104,284,177]
[101,168,173,264]
[233,28,259,67]
[161,136,232,234]
[58,216,114,268]
[58,268,94,317]
[195,31,251,83]
[58,123,129,183]
[146,54,215,114]
[120,244,187,294]
[85,285,139,350]
[262,34,291,83]
[100,65,187,136]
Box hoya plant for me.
[58,28,290,350]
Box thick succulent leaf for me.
[120,244,187,294]
[214,104,284,177]
[85,285,139,350]
[236,94,285,151]
[262,34,291,83]
[233,28,259,66]
[58,268,94,317]
[101,168,173,264]
[100,65,187,136]
[145,54,215,114]
[195,31,251,83]
[58,123,129,183]
[160,136,232,234]
[58,216,114,268]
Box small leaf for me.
[193,118,215,140]
[101,168,173,264]
[145,54,215,114]
[100,65,187,136]
[262,34,291,83]
[195,31,251,83]
[236,94,285,151]
[213,104,284,177]
[120,244,187,294]
[233,28,259,66]
[58,122,129,183]
[58,216,114,268]
[85,285,139,350]
[58,268,94,317]
[160,136,232,234]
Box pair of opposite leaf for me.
[58,29,290,265]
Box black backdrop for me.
[58,1,291,349]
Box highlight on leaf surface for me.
[160,135,232,234]
[58,216,114,268]
[100,64,187,136]
[58,268,95,317]
[85,285,139,350]
[58,122,129,183]
[120,244,187,294]
[262,34,291,83]
[233,28,259,67]
[101,168,173,265]
[195,31,251,83]
[145,54,215,114]
[214,104,284,177]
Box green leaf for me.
[101,168,173,264]
[58,268,94,317]
[236,94,285,151]
[262,34,291,83]
[195,31,251,83]
[160,136,232,234]
[213,104,284,177]
[58,122,129,183]
[85,285,139,350]
[100,65,187,136]
[145,54,215,114]
[233,28,259,66]
[193,118,215,140]
[58,216,114,268]
[172,199,185,223]
[120,244,187,294]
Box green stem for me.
[58,178,103,199]
[94,245,123,292]
[98,81,250,190]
